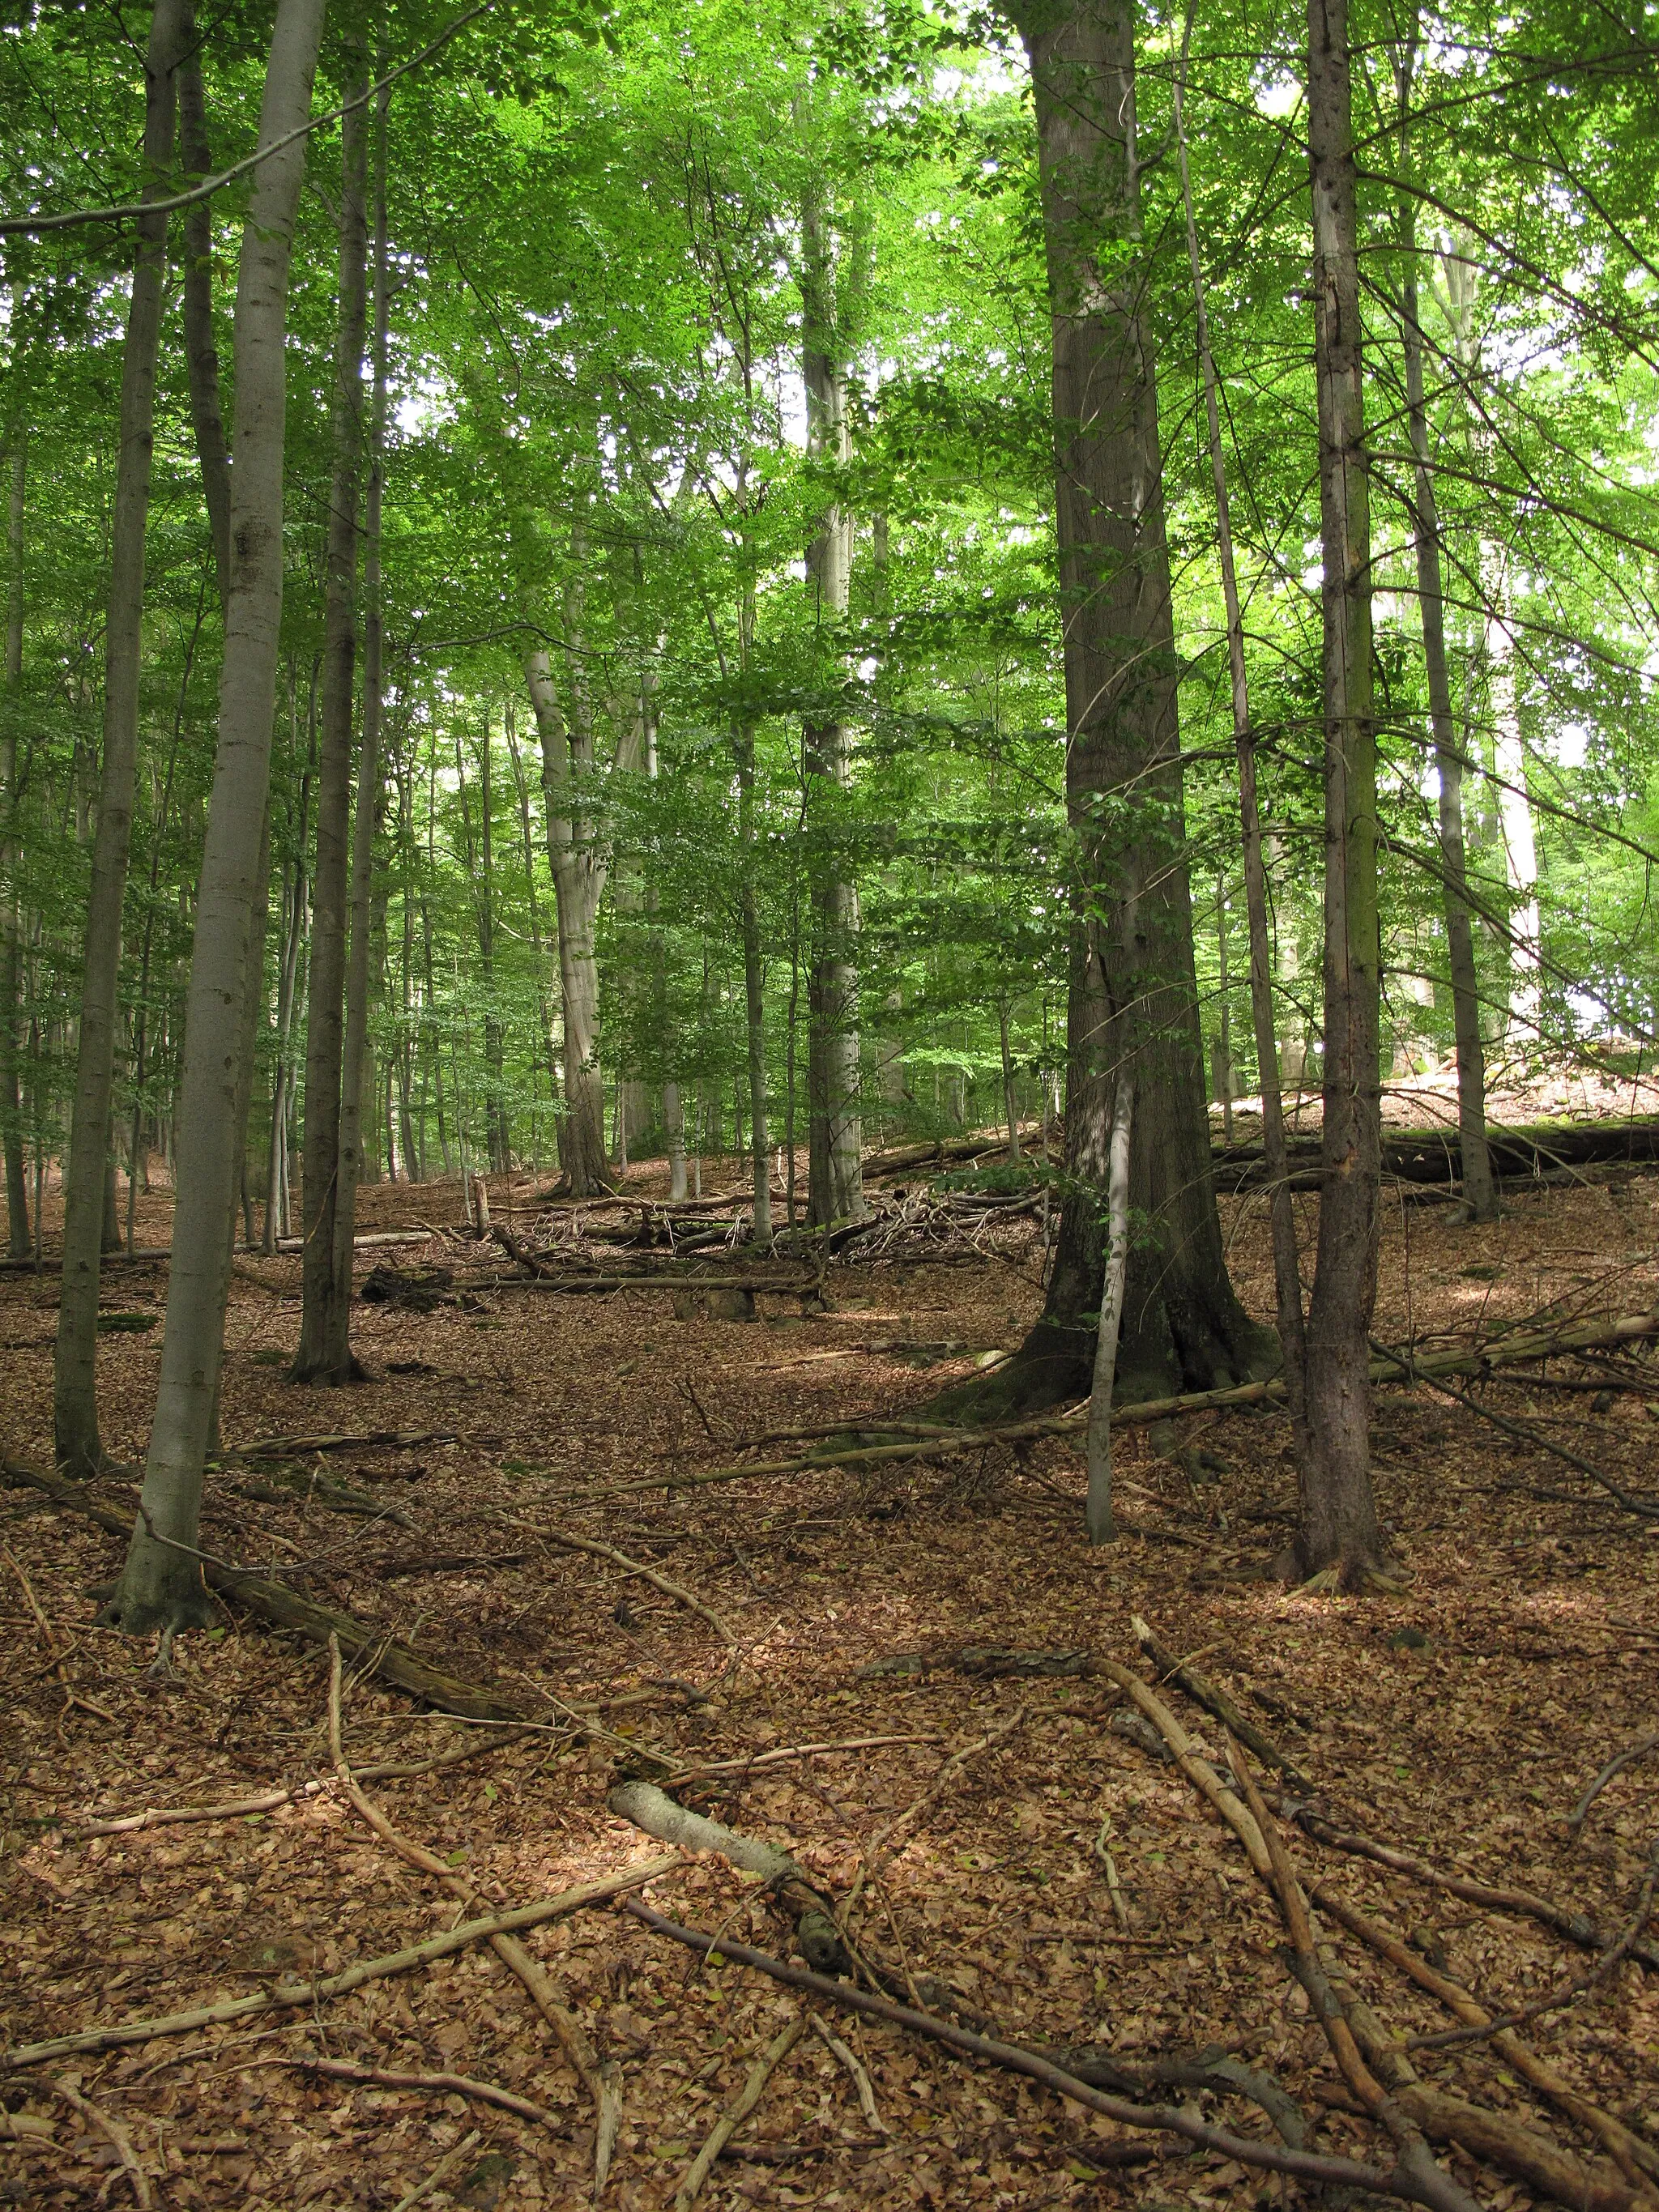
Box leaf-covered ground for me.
[2,1147,1657,2212]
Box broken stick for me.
[674,2015,806,2210]
[326,1640,624,2197]
[1129,1613,1311,1787]
[3,1856,681,2067]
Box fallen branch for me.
[1129,1613,1311,1787]
[1287,1804,1659,1974]
[287,2054,559,2130]
[619,1902,1453,2206]
[808,2013,887,2134]
[2,1856,681,2066]
[19,2078,151,2206]
[1571,1725,1659,1835]
[607,1779,847,1974]
[60,1727,532,1839]
[1313,1884,1659,2191]
[393,2127,481,2212]
[538,1527,736,1648]
[569,1306,1659,1505]
[674,2015,806,2210]
[1,1457,521,1721]
[1229,1757,1655,2212]
[326,1642,623,2196]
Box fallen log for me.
[1,1458,522,1722]
[2,1856,681,2067]
[1214,1113,1659,1191]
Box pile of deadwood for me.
[5,1622,1656,2212]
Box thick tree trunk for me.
[293,36,369,1384]
[2,442,29,1256]
[801,187,864,1230]
[54,0,184,1475]
[974,0,1273,1420]
[104,0,326,1637]
[1298,0,1390,1586]
[1391,51,1496,1224]
[329,85,390,1355]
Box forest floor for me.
[2,1140,1658,2212]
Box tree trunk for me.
[476,711,509,1173]
[2,441,30,1256]
[972,0,1273,1421]
[1084,1076,1132,1544]
[1298,0,1390,1587]
[104,0,326,1638]
[524,649,610,1196]
[293,32,369,1385]
[54,0,185,1475]
[328,80,390,1357]
[1391,38,1496,1224]
[1483,546,1540,1038]
[177,5,231,609]
[665,1081,688,1201]
[1172,49,1311,1455]
[801,184,864,1230]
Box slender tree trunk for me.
[503,699,558,1115]
[734,722,773,1242]
[801,185,864,1230]
[266,666,314,1251]
[105,0,326,1637]
[476,711,509,1172]
[1172,52,1311,1455]
[1084,1076,1132,1544]
[1483,546,1540,1038]
[293,33,369,1384]
[523,648,609,1195]
[55,0,185,1474]
[177,5,231,608]
[1213,876,1234,1140]
[979,0,1271,1421]
[1391,43,1496,1221]
[1299,0,1390,1586]
[999,996,1021,1161]
[328,91,390,1362]
[2,441,30,1255]
[665,1081,687,1201]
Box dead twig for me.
[1570,1725,1659,1835]
[2,1856,680,2067]
[673,2015,806,2210]
[284,2055,559,2130]
[326,1639,625,2197]
[534,1525,736,1648]
[1313,1884,1659,2191]
[392,2127,481,2212]
[620,1901,1450,2206]
[15,2077,151,2207]
[808,2013,887,2134]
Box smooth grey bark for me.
[177,5,231,608]
[801,185,864,1230]
[1083,1076,1132,1544]
[1391,36,1495,1224]
[502,698,559,1122]
[2,441,28,1255]
[293,33,369,1383]
[735,720,773,1243]
[969,0,1271,1421]
[522,601,629,1196]
[1171,51,1311,1462]
[106,0,327,1636]
[329,82,390,1357]
[266,666,315,1250]
[1299,0,1390,1585]
[665,1081,688,1201]
[55,0,186,1475]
